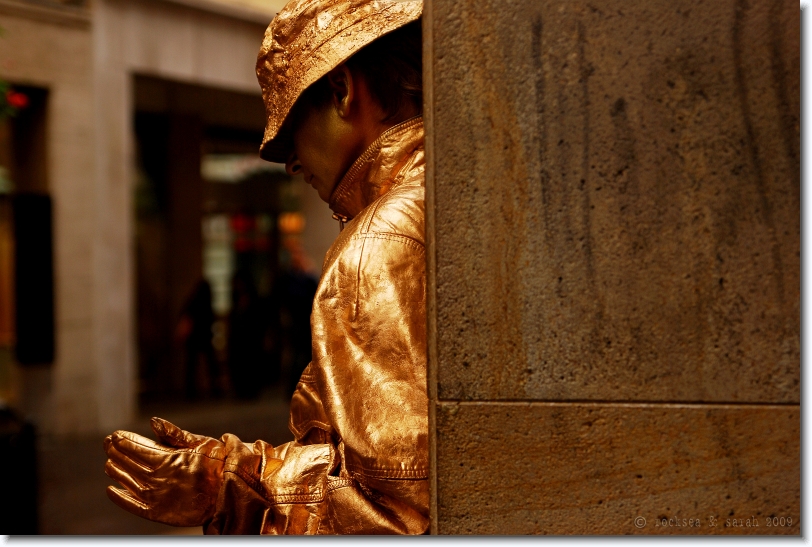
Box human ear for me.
[285,150,302,176]
[327,65,354,118]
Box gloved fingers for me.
[105,458,147,498]
[106,485,150,520]
[107,436,154,476]
[151,417,203,449]
[111,429,174,470]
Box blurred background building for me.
[0,0,337,533]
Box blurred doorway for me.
[132,75,315,406]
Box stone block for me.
[435,402,799,534]
[430,0,800,402]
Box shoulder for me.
[356,166,426,247]
[319,157,426,286]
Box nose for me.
[285,151,302,176]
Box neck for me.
[329,116,424,221]
[348,77,421,170]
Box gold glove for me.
[103,417,226,527]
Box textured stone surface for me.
[429,0,799,402]
[435,402,799,535]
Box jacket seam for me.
[224,463,265,497]
[289,419,333,440]
[359,150,418,235]
[225,465,326,505]
[350,232,425,252]
[353,235,366,322]
[361,194,385,234]
[326,478,354,492]
[345,464,429,480]
[264,491,325,504]
[359,155,420,235]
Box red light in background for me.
[6,91,28,110]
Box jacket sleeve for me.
[204,231,429,535]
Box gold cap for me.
[256,0,423,163]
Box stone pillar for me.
[91,0,137,434]
[424,0,799,534]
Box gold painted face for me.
[284,65,362,203]
[284,65,391,205]
[285,98,357,203]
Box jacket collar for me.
[328,116,424,222]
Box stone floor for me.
[36,386,293,535]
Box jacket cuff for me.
[204,436,334,534]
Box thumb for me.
[151,417,204,448]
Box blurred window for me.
[202,214,234,315]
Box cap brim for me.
[259,122,294,163]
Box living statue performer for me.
[103,0,429,534]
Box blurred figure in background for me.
[227,269,264,399]
[177,279,221,400]
[277,238,317,398]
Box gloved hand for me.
[103,417,227,527]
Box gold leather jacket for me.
[205,117,428,535]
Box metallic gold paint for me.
[256,0,423,162]
[104,118,429,534]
